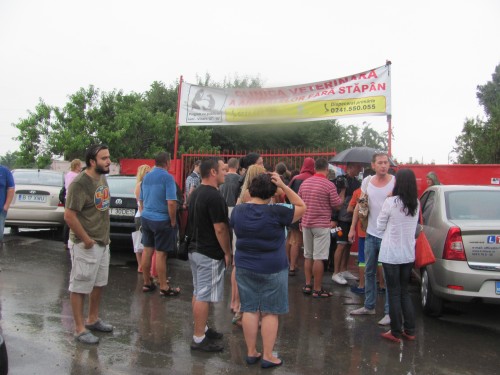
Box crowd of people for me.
[58,145,423,367]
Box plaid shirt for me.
[185,171,201,198]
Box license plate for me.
[18,194,47,203]
[496,281,500,295]
[110,208,135,216]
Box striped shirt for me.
[298,174,342,228]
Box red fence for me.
[121,150,338,192]
[181,149,337,191]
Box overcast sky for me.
[1,0,499,164]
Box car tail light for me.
[58,202,64,207]
[442,227,467,261]
[447,285,464,290]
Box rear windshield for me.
[13,170,63,187]
[446,190,500,220]
[107,177,136,195]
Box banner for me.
[178,64,391,126]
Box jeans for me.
[364,234,389,313]
[0,210,7,242]
[382,262,415,337]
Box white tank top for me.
[361,175,395,238]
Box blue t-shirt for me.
[231,203,294,274]
[140,167,177,222]
[0,166,15,210]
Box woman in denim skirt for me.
[230,172,305,369]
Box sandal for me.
[312,289,333,298]
[159,287,181,297]
[142,284,156,293]
[289,269,296,276]
[232,312,243,326]
[302,284,313,295]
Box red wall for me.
[397,164,500,196]
[120,158,182,185]
[120,159,500,198]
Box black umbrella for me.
[329,146,397,166]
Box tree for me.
[0,151,20,169]
[454,63,500,163]
[14,100,55,168]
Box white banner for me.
[178,64,391,126]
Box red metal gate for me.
[180,149,337,192]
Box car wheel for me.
[421,268,443,316]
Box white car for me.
[6,169,65,233]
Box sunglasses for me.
[90,144,109,159]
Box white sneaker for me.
[378,314,391,326]
[332,273,348,285]
[341,271,359,281]
[350,307,376,315]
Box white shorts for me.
[302,227,331,260]
[189,252,225,303]
[69,242,110,294]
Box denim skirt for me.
[236,267,289,314]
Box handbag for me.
[131,229,144,253]
[174,195,199,261]
[357,176,371,232]
[415,209,436,269]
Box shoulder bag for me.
[415,208,436,269]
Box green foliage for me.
[454,63,500,164]
[14,100,55,168]
[0,151,20,169]
[12,76,387,163]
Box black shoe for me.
[190,336,223,352]
[205,327,223,340]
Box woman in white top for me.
[377,169,419,343]
[134,164,151,272]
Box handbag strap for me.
[190,192,200,243]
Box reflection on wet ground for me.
[1,232,499,374]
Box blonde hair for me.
[136,164,152,183]
[70,159,82,172]
[238,164,266,202]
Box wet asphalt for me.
[0,230,499,375]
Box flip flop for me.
[245,353,262,365]
[261,359,283,369]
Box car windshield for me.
[446,190,500,220]
[107,177,136,195]
[13,170,62,187]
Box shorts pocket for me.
[73,255,97,282]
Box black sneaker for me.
[205,327,223,340]
[190,336,223,352]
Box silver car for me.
[419,185,500,315]
[6,169,65,232]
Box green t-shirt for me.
[66,172,110,245]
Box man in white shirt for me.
[349,151,394,325]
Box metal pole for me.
[174,75,183,162]
[387,114,392,157]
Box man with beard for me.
[64,144,113,344]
